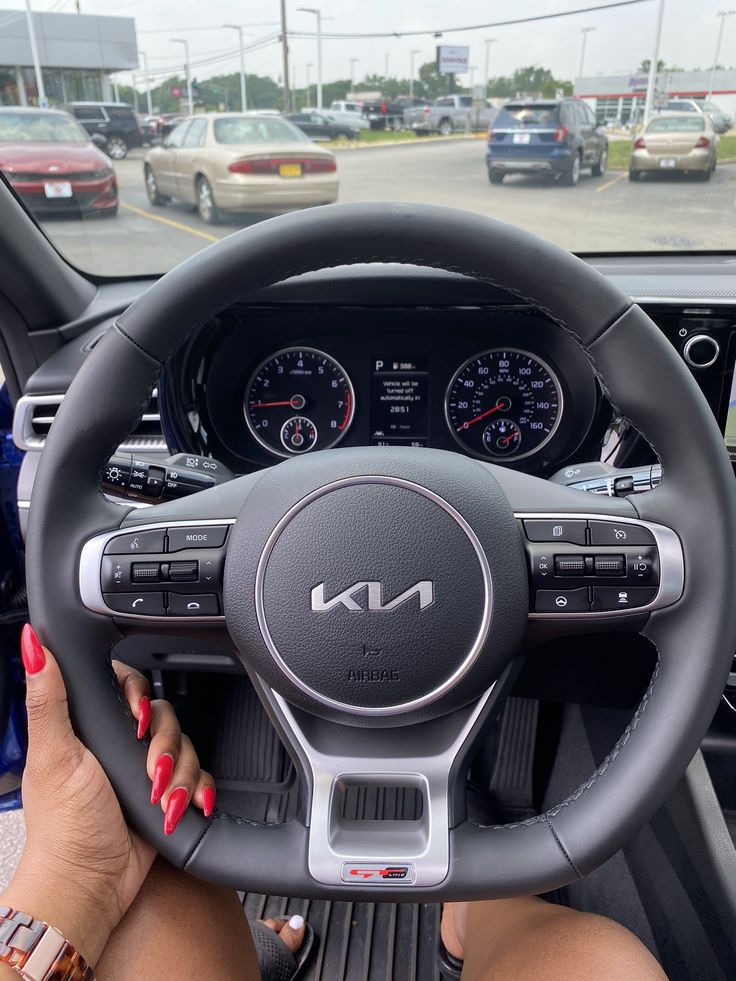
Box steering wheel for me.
[26,203,736,899]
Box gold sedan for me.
[144,113,339,223]
[629,112,718,182]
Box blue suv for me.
[486,98,608,186]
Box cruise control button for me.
[535,588,589,613]
[131,562,161,583]
[591,586,657,612]
[588,521,655,546]
[167,526,228,551]
[105,529,166,555]
[167,593,219,616]
[104,592,166,616]
[524,519,586,545]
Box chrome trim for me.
[79,518,233,623]
[255,475,493,718]
[683,333,720,369]
[243,346,356,459]
[444,348,564,463]
[517,511,684,619]
[632,296,736,306]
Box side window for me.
[165,121,191,148]
[559,104,573,127]
[581,103,596,125]
[459,96,473,108]
[106,107,133,120]
[435,97,452,107]
[182,117,207,148]
[311,115,326,125]
[73,106,105,121]
[574,103,589,125]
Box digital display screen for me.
[725,370,736,462]
[370,357,429,447]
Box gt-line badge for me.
[341,863,416,884]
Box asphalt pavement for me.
[38,140,736,277]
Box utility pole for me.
[306,62,313,106]
[578,27,595,83]
[140,50,152,114]
[707,10,735,99]
[409,49,419,98]
[350,58,358,95]
[171,38,193,115]
[24,0,47,108]
[643,0,666,123]
[483,38,497,94]
[292,63,297,109]
[298,8,322,110]
[280,0,290,112]
[384,53,390,81]
[224,24,248,111]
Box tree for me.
[636,59,666,73]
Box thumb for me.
[21,624,79,768]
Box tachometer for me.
[446,349,562,461]
[245,347,355,457]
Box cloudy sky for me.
[10,0,736,87]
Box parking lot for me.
[38,139,736,276]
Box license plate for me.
[279,163,302,178]
[44,181,73,198]
[512,132,531,144]
[658,158,677,169]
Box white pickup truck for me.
[404,95,497,136]
[327,101,371,131]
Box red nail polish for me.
[164,787,189,835]
[202,785,216,818]
[20,624,45,676]
[137,696,151,740]
[151,753,174,805]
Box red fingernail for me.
[20,624,45,675]
[202,785,216,818]
[151,753,174,805]
[137,696,151,740]
[164,787,189,835]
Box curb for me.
[329,133,485,151]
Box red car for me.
[0,107,118,217]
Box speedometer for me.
[245,347,355,457]
[446,349,562,461]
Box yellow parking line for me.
[595,173,626,193]
[120,202,219,243]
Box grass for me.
[607,133,736,170]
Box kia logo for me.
[310,581,434,612]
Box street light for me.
[350,58,359,94]
[298,7,323,110]
[223,24,249,111]
[384,53,390,80]
[578,27,595,82]
[24,0,46,108]
[409,49,420,98]
[643,0,666,123]
[306,62,313,106]
[171,38,193,115]
[469,66,477,93]
[139,50,152,115]
[484,38,497,94]
[707,10,735,99]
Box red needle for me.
[458,401,504,432]
[249,400,293,408]
[500,431,519,446]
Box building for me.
[0,8,137,107]
[576,70,736,125]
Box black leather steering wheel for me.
[26,203,736,900]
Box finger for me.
[192,771,217,818]
[161,734,201,835]
[111,660,152,739]
[20,624,82,775]
[260,916,305,953]
[147,699,182,804]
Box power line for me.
[138,22,279,34]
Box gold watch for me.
[0,907,94,980]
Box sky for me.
[8,0,736,89]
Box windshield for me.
[0,1,733,274]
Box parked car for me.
[62,101,142,160]
[136,114,162,142]
[144,112,338,224]
[0,107,118,217]
[654,98,733,135]
[629,112,718,182]
[359,94,407,131]
[283,112,360,141]
[327,100,370,130]
[404,94,496,136]
[486,98,608,186]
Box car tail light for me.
[228,156,336,174]
[694,135,710,148]
[553,126,570,143]
[633,137,646,149]
[487,128,495,143]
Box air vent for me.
[13,390,166,453]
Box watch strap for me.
[0,907,94,981]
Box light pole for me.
[223,24,248,111]
[469,66,476,93]
[707,10,735,99]
[409,49,420,98]
[306,62,313,106]
[384,53,390,81]
[643,0,666,123]
[171,38,193,115]
[279,0,290,113]
[578,27,595,83]
[483,38,497,94]
[350,58,359,95]
[298,7,323,110]
[24,0,46,108]
[140,50,152,114]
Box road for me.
[38,139,736,277]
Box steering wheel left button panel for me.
[80,521,233,621]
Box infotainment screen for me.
[724,371,736,463]
[370,357,429,447]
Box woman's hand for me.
[0,625,215,967]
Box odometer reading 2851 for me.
[446,349,562,461]
[245,347,355,458]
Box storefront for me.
[0,8,137,107]
[575,70,736,125]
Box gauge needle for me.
[249,400,294,408]
[458,401,504,432]
[499,432,519,446]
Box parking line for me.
[120,202,219,243]
[595,173,626,193]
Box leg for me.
[442,897,667,981]
[97,856,304,981]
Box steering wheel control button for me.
[167,526,228,551]
[168,593,219,616]
[103,592,166,616]
[554,555,586,576]
[523,519,586,545]
[131,562,161,583]
[593,554,625,576]
[592,587,657,612]
[168,560,199,582]
[588,521,655,546]
[534,588,590,613]
[105,529,166,554]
